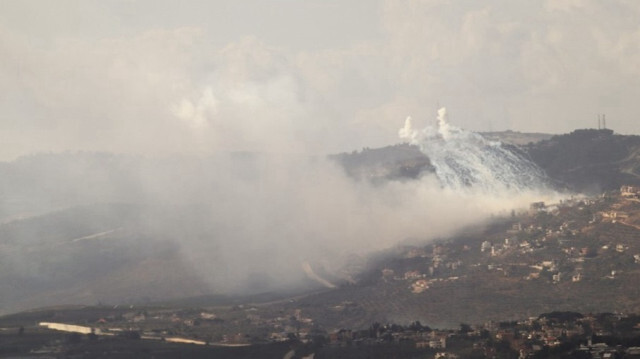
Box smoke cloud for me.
[400,107,549,193]
[110,109,558,294]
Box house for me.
[429,337,447,349]
[412,279,429,293]
[434,352,458,359]
[527,272,540,280]
[405,248,428,258]
[404,271,422,280]
[200,312,216,320]
[621,185,640,198]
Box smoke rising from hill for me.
[130,151,554,294]
[400,107,549,192]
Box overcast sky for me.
[1,0,639,160]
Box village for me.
[321,310,640,358]
[9,306,640,358]
[382,186,640,299]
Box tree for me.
[460,323,473,334]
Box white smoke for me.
[132,107,558,295]
[165,108,559,294]
[400,107,549,193]
[172,87,218,129]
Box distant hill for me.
[0,203,212,315]
[526,129,640,192]
[0,151,327,315]
[334,129,640,193]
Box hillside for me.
[526,129,640,192]
[284,191,640,328]
[137,190,640,330]
[5,190,640,355]
[0,204,214,315]
[25,191,640,331]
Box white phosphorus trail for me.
[399,107,548,193]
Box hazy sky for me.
[1,0,640,159]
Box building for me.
[412,279,429,293]
[621,185,640,198]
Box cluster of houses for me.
[38,307,640,358]
[388,188,640,297]
[322,311,640,358]
[478,312,640,358]
[325,322,448,350]
[621,185,640,199]
[38,304,321,347]
[381,257,463,294]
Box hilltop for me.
[481,130,554,146]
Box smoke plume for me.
[400,107,549,193]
